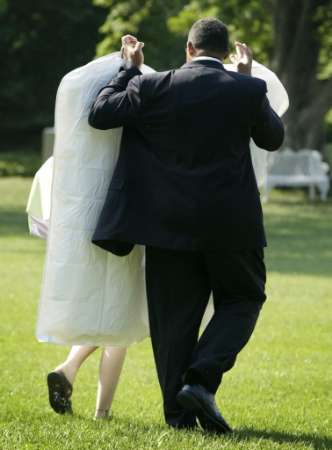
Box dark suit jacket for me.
[88,59,284,255]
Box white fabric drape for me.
[34,54,153,346]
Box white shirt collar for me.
[192,56,223,64]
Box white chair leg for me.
[309,184,315,200]
[319,182,329,201]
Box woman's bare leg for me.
[54,345,98,385]
[94,346,127,419]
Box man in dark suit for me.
[89,18,284,433]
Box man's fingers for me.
[121,34,138,46]
[234,41,252,61]
[133,41,145,52]
[120,34,144,66]
[238,42,252,56]
[235,42,242,58]
[232,41,252,75]
[122,34,137,42]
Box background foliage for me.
[0,0,105,143]
[94,0,332,151]
[0,0,331,154]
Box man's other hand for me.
[121,34,144,67]
[230,42,253,76]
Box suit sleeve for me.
[88,63,143,130]
[251,92,285,152]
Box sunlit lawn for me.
[0,177,331,449]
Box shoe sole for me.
[47,372,73,415]
[177,390,232,434]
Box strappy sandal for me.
[47,371,73,415]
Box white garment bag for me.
[34,53,153,346]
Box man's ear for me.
[187,41,196,56]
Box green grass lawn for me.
[0,177,332,450]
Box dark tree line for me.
[0,0,105,145]
[272,0,332,151]
[0,0,331,153]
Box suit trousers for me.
[145,246,266,427]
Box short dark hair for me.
[188,17,229,55]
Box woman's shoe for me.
[47,371,73,415]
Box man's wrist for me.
[121,60,142,75]
[238,65,252,76]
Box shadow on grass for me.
[93,416,332,449]
[28,412,331,449]
[236,427,332,450]
[110,417,332,449]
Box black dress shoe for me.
[168,418,198,430]
[166,409,198,430]
[47,371,73,415]
[176,384,232,434]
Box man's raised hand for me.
[229,42,253,76]
[121,34,144,68]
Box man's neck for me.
[191,56,223,64]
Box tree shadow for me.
[79,415,332,449]
[109,418,332,449]
[235,427,332,450]
[37,412,332,449]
